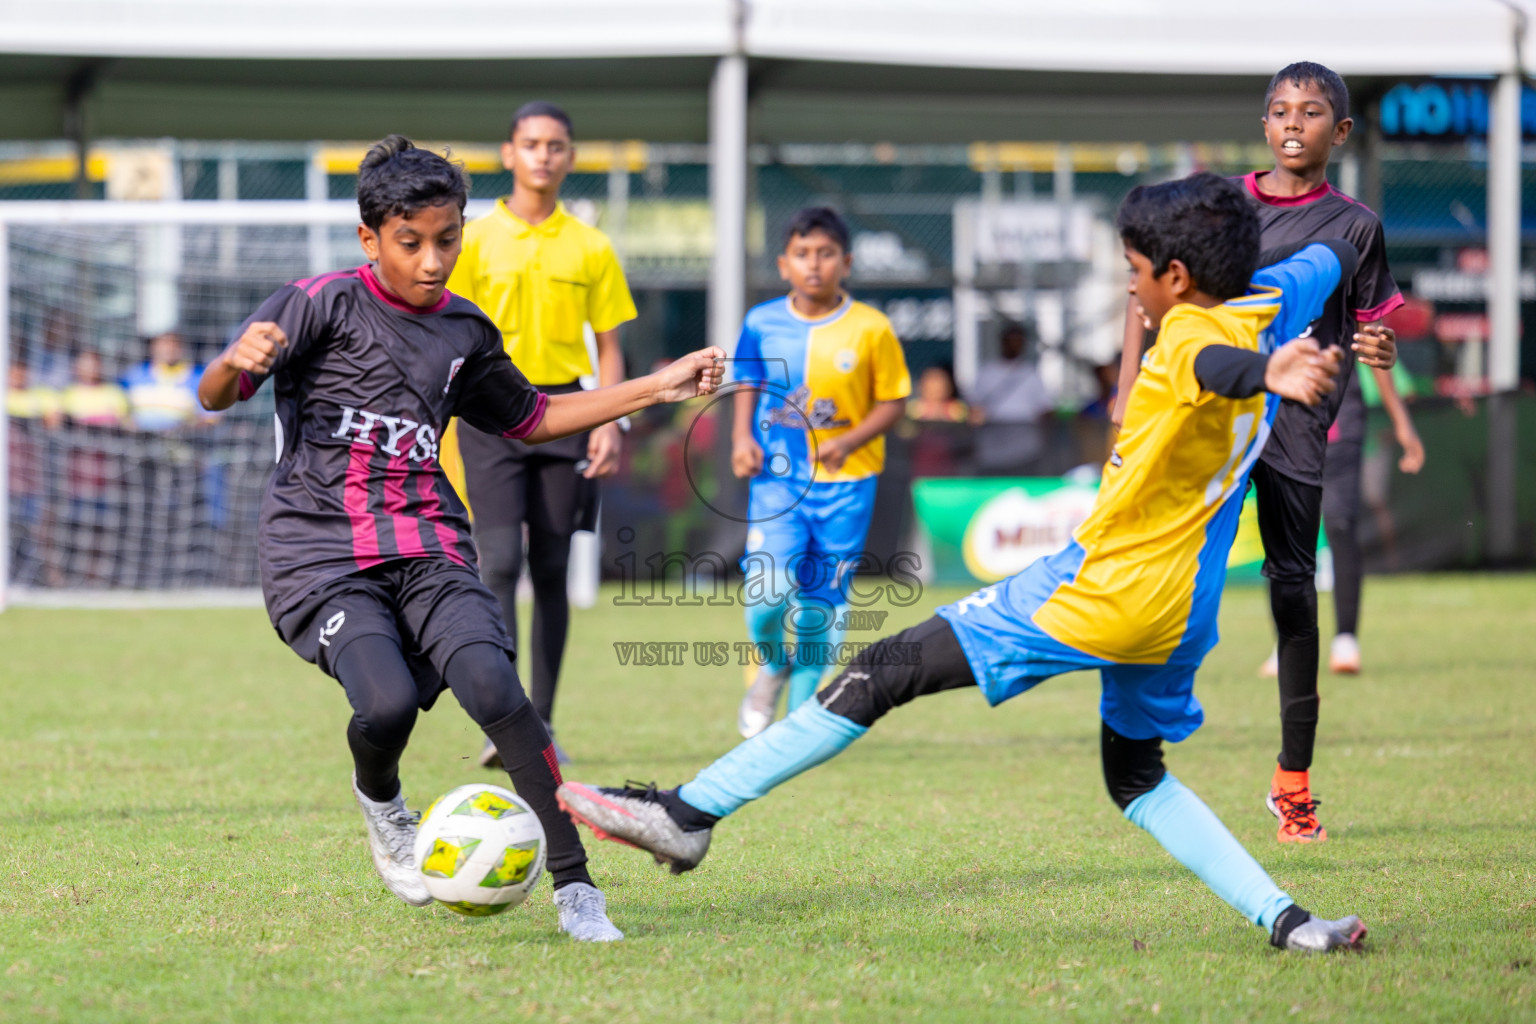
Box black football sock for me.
[481,702,594,891]
[1270,577,1320,772]
[1270,903,1311,948]
[659,788,720,832]
[346,717,406,804]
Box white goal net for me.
[1,200,388,607]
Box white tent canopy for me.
[0,0,1527,74]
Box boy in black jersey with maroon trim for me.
[1113,63,1401,845]
[1243,63,1401,845]
[199,136,724,941]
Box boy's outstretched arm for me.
[1193,337,1342,406]
[524,347,725,444]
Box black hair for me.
[784,206,850,253]
[510,101,574,140]
[356,135,468,231]
[1264,61,1350,122]
[1115,172,1260,301]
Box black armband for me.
[1193,345,1269,399]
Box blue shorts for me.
[742,475,878,607]
[936,543,1206,743]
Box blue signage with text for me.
[1379,79,1536,140]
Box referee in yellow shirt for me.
[446,101,637,767]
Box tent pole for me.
[709,52,748,355]
[1486,67,1521,563]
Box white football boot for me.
[1330,633,1362,675]
[738,663,791,738]
[352,776,433,907]
[553,882,624,942]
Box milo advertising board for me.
[911,477,1269,586]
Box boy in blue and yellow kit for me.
[730,207,910,738]
[561,175,1369,954]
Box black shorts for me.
[276,557,515,709]
[1321,440,1363,529]
[1251,460,1324,585]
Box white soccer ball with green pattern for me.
[413,783,546,916]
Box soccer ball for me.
[413,784,546,916]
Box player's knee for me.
[525,543,570,589]
[478,545,523,588]
[353,695,417,751]
[1101,722,1167,811]
[444,642,530,726]
[1269,577,1318,638]
[814,639,911,727]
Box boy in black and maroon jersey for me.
[1241,62,1401,845]
[199,136,724,941]
[1112,62,1402,846]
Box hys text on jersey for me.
[331,406,440,461]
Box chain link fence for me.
[4,137,1532,591]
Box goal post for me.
[1,197,617,611]
[1,200,402,609]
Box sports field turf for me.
[1,574,1533,1022]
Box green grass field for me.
[2,574,1533,1023]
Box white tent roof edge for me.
[0,0,1529,75]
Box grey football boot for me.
[557,781,712,875]
[352,776,433,907]
[1271,906,1367,952]
[553,881,624,942]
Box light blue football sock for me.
[786,606,846,711]
[743,583,791,673]
[678,701,868,818]
[1124,774,1294,930]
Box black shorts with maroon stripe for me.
[277,556,515,708]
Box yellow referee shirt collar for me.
[493,198,571,238]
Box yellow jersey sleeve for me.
[585,241,638,335]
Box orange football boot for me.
[1267,766,1327,843]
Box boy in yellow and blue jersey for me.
[560,175,1371,954]
[731,207,910,738]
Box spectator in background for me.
[124,330,204,430]
[7,360,57,585]
[1078,362,1119,421]
[32,315,76,390]
[902,363,972,478]
[7,360,62,427]
[908,363,968,424]
[966,322,1054,475]
[61,349,129,427]
[60,348,126,585]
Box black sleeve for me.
[452,333,547,439]
[1346,217,1400,322]
[234,284,325,401]
[1193,344,1269,398]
